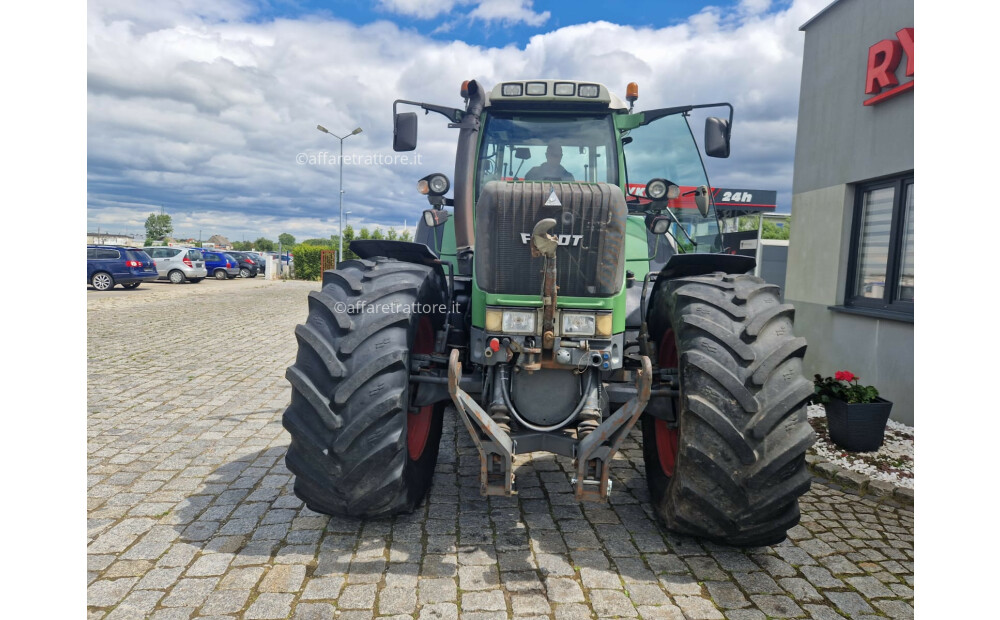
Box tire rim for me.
[407,315,435,461]
[241,269,249,278]
[94,274,111,290]
[170,272,183,283]
[216,270,226,280]
[654,328,681,477]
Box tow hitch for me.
[448,349,652,500]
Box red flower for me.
[835,371,857,382]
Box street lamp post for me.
[317,124,363,264]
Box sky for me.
[87,0,832,242]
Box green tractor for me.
[283,79,815,546]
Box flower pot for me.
[824,397,893,452]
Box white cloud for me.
[467,0,550,27]
[377,0,465,20]
[88,0,830,240]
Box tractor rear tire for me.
[643,272,815,547]
[282,257,448,518]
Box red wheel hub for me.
[407,316,435,460]
[654,328,680,477]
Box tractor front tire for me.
[282,257,448,518]
[643,272,815,547]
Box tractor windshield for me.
[475,113,619,198]
[623,114,723,252]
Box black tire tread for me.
[644,271,815,546]
[282,257,447,519]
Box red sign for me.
[864,28,913,106]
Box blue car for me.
[201,250,241,280]
[87,246,159,290]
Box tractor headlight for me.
[501,310,536,334]
[561,313,596,337]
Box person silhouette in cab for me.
[525,143,574,181]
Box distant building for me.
[87,232,141,247]
[786,0,913,424]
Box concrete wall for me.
[787,0,914,425]
[793,0,914,195]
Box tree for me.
[279,233,296,247]
[400,229,412,242]
[255,237,274,252]
[358,227,371,240]
[386,228,398,241]
[371,227,385,240]
[144,212,173,242]
[738,215,791,241]
[342,225,356,260]
[303,238,332,246]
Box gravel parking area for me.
[88,279,914,619]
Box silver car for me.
[147,246,209,284]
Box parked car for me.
[201,250,241,280]
[146,246,208,283]
[87,246,159,290]
[228,251,259,278]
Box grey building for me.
[786,0,914,424]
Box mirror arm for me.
[393,99,466,124]
[659,206,699,250]
[640,102,733,136]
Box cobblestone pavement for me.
[88,279,914,619]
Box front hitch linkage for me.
[448,350,652,500]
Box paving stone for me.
[779,577,823,603]
[88,577,140,607]
[845,576,895,599]
[824,591,875,617]
[590,589,638,617]
[459,564,500,590]
[749,595,805,618]
[292,602,336,619]
[379,586,417,615]
[104,589,164,620]
[339,583,378,609]
[462,590,507,612]
[801,605,848,620]
[799,565,843,589]
[545,577,586,603]
[511,592,551,615]
[199,588,250,615]
[420,602,459,620]
[300,575,344,600]
[218,566,266,590]
[732,572,783,595]
[184,553,233,577]
[244,592,294,619]
[673,595,724,619]
[625,583,670,606]
[258,564,307,592]
[723,611,766,620]
[658,573,703,596]
[636,604,685,620]
[873,599,914,619]
[704,581,749,609]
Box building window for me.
[846,174,913,314]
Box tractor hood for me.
[474,181,627,298]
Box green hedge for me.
[291,244,331,281]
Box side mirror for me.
[704,117,730,158]
[393,112,418,152]
[423,209,450,228]
[514,147,531,160]
[694,185,711,217]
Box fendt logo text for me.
[520,233,583,246]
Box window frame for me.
[844,173,914,316]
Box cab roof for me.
[484,80,629,111]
